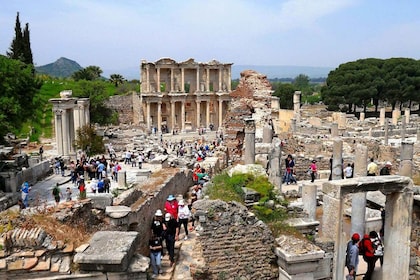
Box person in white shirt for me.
[344,163,353,179]
[177,200,191,240]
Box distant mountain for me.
[35,57,83,78]
[231,65,334,80]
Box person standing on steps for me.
[149,233,163,278]
[163,213,179,267]
[309,160,317,183]
[177,200,191,240]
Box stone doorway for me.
[321,175,413,280]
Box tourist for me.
[345,233,360,279]
[367,158,378,176]
[344,163,353,179]
[90,178,98,193]
[18,198,26,210]
[151,209,165,237]
[191,185,203,200]
[103,176,111,193]
[60,159,65,177]
[285,154,297,184]
[188,193,198,230]
[65,187,72,201]
[163,213,179,266]
[359,233,376,280]
[379,161,392,175]
[309,160,317,183]
[96,160,105,179]
[177,200,191,240]
[97,179,105,193]
[125,150,131,165]
[370,231,384,267]
[52,183,62,205]
[149,233,163,278]
[39,145,44,161]
[20,181,31,208]
[165,194,179,220]
[138,153,144,169]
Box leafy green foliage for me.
[73,124,105,157]
[109,74,125,87]
[206,172,245,202]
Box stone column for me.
[157,102,162,132]
[400,141,414,177]
[293,91,301,123]
[359,112,365,122]
[379,107,386,126]
[218,68,222,91]
[227,67,232,91]
[181,68,185,92]
[417,127,420,142]
[302,183,317,220]
[262,125,273,143]
[171,101,176,132]
[392,109,400,125]
[384,118,389,145]
[401,117,406,142]
[290,118,296,133]
[206,101,210,128]
[54,109,64,156]
[196,67,200,92]
[196,100,201,128]
[382,190,413,280]
[157,68,161,92]
[146,65,150,92]
[206,68,210,91]
[331,123,338,137]
[118,171,126,188]
[146,101,151,130]
[331,139,343,180]
[405,108,410,124]
[268,142,282,192]
[170,68,174,92]
[61,109,70,157]
[244,118,256,164]
[218,100,223,128]
[351,144,368,238]
[181,101,186,132]
[338,113,346,129]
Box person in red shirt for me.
[164,194,179,220]
[360,233,376,280]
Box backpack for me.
[358,238,367,255]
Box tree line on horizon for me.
[2,13,420,145]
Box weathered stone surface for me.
[0,258,6,269]
[7,259,24,270]
[31,257,50,271]
[74,231,139,272]
[75,243,90,253]
[106,206,131,218]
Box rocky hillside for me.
[35,57,82,78]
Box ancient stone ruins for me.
[1,58,420,280]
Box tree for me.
[7,12,33,65]
[272,83,296,109]
[73,124,105,158]
[72,66,103,81]
[293,74,310,90]
[0,55,41,142]
[109,74,125,87]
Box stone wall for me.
[107,93,136,125]
[410,199,420,279]
[191,199,278,280]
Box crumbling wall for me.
[222,70,273,164]
[107,94,134,124]
[191,199,278,280]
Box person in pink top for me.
[164,194,179,219]
[309,160,317,183]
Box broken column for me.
[302,183,317,220]
[379,107,386,126]
[262,125,273,143]
[384,119,389,146]
[392,108,400,125]
[331,123,338,138]
[359,112,365,122]
[400,141,414,178]
[351,144,368,238]
[244,118,256,164]
[331,139,343,181]
[293,91,301,123]
[405,108,410,124]
[401,117,406,142]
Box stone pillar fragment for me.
[244,119,256,164]
[196,100,201,129]
[331,123,338,138]
[401,117,406,142]
[384,119,389,146]
[351,144,368,237]
[262,125,273,143]
[404,108,410,124]
[118,171,126,188]
[359,112,365,122]
[302,183,317,220]
[218,100,223,128]
[392,109,400,125]
[379,107,386,126]
[400,141,414,177]
[181,101,186,132]
[293,91,301,123]
[331,139,343,181]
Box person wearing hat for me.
[163,212,179,266]
[177,200,191,240]
[151,209,164,237]
[345,233,360,278]
[165,194,179,220]
[379,161,392,176]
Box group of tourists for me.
[345,230,384,280]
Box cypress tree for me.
[22,23,33,65]
[7,12,24,61]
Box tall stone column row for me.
[50,91,90,158]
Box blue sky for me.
[1,0,419,78]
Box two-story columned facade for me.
[140,58,232,133]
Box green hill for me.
[35,57,83,78]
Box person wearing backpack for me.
[359,232,377,280]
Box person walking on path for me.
[309,160,317,183]
[52,183,62,206]
[345,233,360,279]
[163,213,179,267]
[165,194,179,220]
[20,181,31,208]
[177,200,191,240]
[360,232,377,280]
[149,233,163,278]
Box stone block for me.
[7,259,24,270]
[87,193,113,210]
[0,258,6,269]
[74,231,139,272]
[75,243,90,253]
[31,257,50,271]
